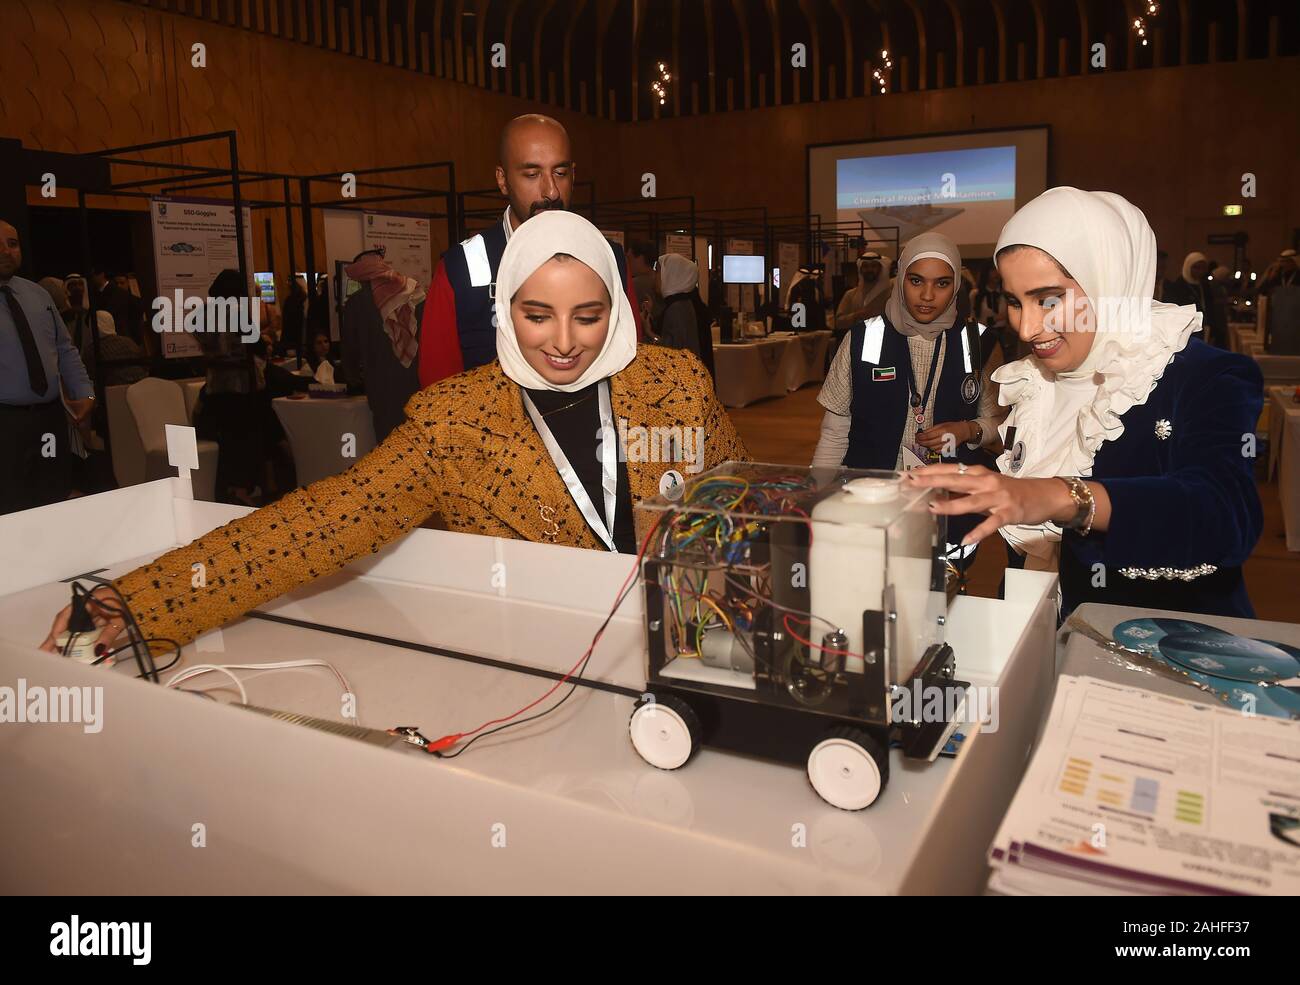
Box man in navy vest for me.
[418,114,642,386]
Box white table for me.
[272,395,377,487]
[0,478,1058,894]
[783,330,833,391]
[1230,323,1262,354]
[712,331,833,408]
[1256,354,1300,388]
[1268,385,1300,551]
[712,337,795,407]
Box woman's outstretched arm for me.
[46,391,448,650]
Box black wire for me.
[74,577,160,683]
[93,637,182,677]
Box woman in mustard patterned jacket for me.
[43,212,748,650]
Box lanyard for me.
[521,380,619,552]
[907,335,943,424]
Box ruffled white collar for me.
[991,302,1202,566]
[994,302,1201,477]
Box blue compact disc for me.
[1157,633,1300,683]
[1265,641,1300,669]
[1111,617,1225,653]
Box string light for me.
[650,61,671,106]
[871,49,892,95]
[1132,3,1159,48]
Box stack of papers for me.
[989,675,1300,895]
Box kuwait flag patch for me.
[872,366,897,382]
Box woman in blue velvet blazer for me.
[909,188,1263,620]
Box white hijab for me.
[493,210,638,392]
[991,187,1200,568]
[850,252,891,310]
[884,232,961,342]
[1181,251,1208,284]
[657,253,699,297]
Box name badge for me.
[960,372,979,404]
[872,366,896,382]
[659,469,685,500]
[1009,440,1027,473]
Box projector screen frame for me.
[805,124,1052,260]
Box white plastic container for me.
[809,475,942,681]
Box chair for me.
[125,378,219,502]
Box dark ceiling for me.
[127,0,1298,121]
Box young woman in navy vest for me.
[909,188,1263,620]
[812,232,1006,553]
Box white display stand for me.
[0,479,1057,894]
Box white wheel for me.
[629,697,698,770]
[807,731,885,810]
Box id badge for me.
[911,442,941,466]
[900,445,927,471]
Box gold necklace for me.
[537,388,597,417]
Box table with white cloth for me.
[1266,385,1300,552]
[1230,323,1263,354]
[1255,353,1300,388]
[781,330,833,391]
[272,395,377,487]
[0,479,1058,894]
[712,331,833,408]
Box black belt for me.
[0,398,60,412]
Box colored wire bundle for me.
[654,471,819,666]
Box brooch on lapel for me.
[1154,419,1173,440]
[538,504,561,541]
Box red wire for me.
[430,513,666,751]
[782,612,872,662]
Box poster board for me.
[322,210,433,342]
[665,233,692,258]
[149,197,255,358]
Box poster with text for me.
[665,233,692,258]
[150,197,255,358]
[362,212,434,291]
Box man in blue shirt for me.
[0,219,96,514]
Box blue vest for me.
[441,221,508,371]
[441,219,633,372]
[844,315,988,471]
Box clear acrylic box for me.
[635,461,949,728]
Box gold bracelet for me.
[1057,476,1095,536]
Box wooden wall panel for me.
[1,0,604,280]
[2,2,1296,278]
[605,55,1300,264]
